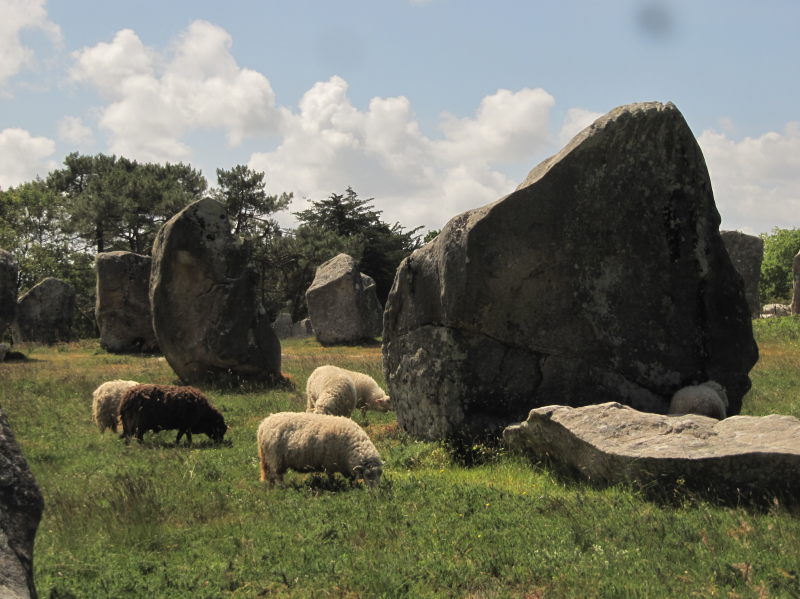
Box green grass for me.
[2,332,800,599]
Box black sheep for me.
[118,384,227,445]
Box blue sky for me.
[2,0,799,234]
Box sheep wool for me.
[118,384,227,445]
[305,365,358,416]
[668,380,728,420]
[91,379,139,433]
[257,411,383,488]
[306,365,392,417]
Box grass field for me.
[2,320,799,599]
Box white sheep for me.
[306,365,392,418]
[256,411,383,488]
[91,379,139,433]
[305,365,358,416]
[668,380,728,420]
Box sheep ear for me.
[353,465,364,477]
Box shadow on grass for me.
[527,453,800,514]
[120,436,234,450]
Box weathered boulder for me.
[383,101,758,442]
[306,254,383,345]
[11,278,75,344]
[720,230,763,317]
[95,251,158,353]
[150,198,282,384]
[1,250,18,335]
[503,402,800,499]
[1,407,44,599]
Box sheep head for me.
[353,457,383,487]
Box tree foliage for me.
[760,227,800,304]
[47,152,205,254]
[210,165,292,238]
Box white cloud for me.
[0,0,62,93]
[70,21,279,163]
[558,107,604,146]
[0,128,56,189]
[57,116,94,147]
[699,122,800,234]
[250,78,556,230]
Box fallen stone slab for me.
[503,402,800,500]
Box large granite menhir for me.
[12,278,75,345]
[0,249,17,335]
[383,102,758,442]
[95,251,158,353]
[503,403,800,500]
[1,407,44,599]
[150,198,281,385]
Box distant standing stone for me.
[150,198,282,385]
[271,312,294,339]
[720,230,763,318]
[12,278,75,344]
[0,406,45,599]
[95,251,158,353]
[791,250,800,316]
[306,254,383,345]
[0,250,17,335]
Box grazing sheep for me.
[305,365,358,416]
[91,379,139,433]
[256,412,383,488]
[118,384,227,445]
[668,380,728,420]
[306,365,392,418]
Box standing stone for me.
[306,254,383,345]
[0,250,17,336]
[95,251,159,353]
[150,198,282,385]
[271,312,294,339]
[1,407,45,599]
[791,250,800,316]
[292,318,314,338]
[11,278,75,344]
[720,231,763,318]
[383,102,758,442]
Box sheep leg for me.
[258,446,268,483]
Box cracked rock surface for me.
[503,402,800,498]
[382,102,758,442]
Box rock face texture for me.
[1,407,44,599]
[150,198,282,384]
[720,231,763,318]
[12,278,75,344]
[383,102,758,442]
[0,250,17,335]
[306,254,383,345]
[95,251,158,353]
[503,402,800,499]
